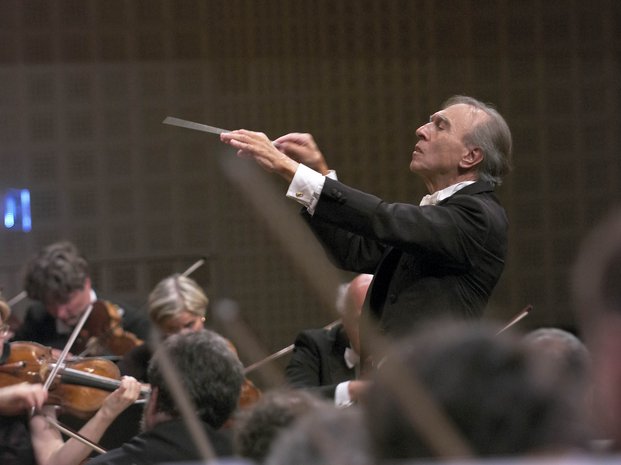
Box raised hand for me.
[220,129,299,182]
[273,133,330,175]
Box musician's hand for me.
[273,133,330,175]
[220,130,299,182]
[98,376,141,420]
[347,380,370,403]
[0,382,48,415]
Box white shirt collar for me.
[344,347,360,369]
[419,180,476,206]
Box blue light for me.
[2,188,32,232]
[4,197,15,228]
[20,189,32,232]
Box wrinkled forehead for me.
[436,103,489,132]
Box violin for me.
[220,337,261,409]
[74,300,144,357]
[0,341,146,418]
[239,377,261,409]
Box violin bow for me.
[121,256,206,318]
[41,303,94,392]
[496,304,533,336]
[42,414,107,454]
[243,319,341,374]
[7,290,27,307]
[184,302,534,374]
[181,257,207,277]
[34,303,110,455]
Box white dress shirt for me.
[419,181,475,206]
[334,347,360,407]
[287,163,475,212]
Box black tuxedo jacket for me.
[86,418,233,465]
[285,324,356,399]
[304,178,508,338]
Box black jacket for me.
[306,179,508,338]
[86,418,233,465]
[285,324,355,399]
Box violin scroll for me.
[74,300,143,357]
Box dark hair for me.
[365,322,585,460]
[234,389,325,463]
[443,95,513,186]
[147,329,244,428]
[24,241,90,305]
[266,404,371,465]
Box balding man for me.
[285,274,372,406]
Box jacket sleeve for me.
[310,178,506,272]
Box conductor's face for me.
[410,103,487,189]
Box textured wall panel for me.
[0,0,619,361]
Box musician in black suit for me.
[88,330,243,464]
[285,274,372,405]
[221,95,511,351]
[12,241,149,351]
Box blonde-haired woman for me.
[118,274,207,381]
[148,274,207,338]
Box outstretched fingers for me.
[220,129,299,180]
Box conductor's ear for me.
[460,147,484,170]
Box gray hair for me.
[266,405,371,465]
[443,95,513,186]
[148,274,209,325]
[148,329,244,428]
[234,389,326,463]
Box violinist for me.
[118,274,261,411]
[0,297,49,417]
[29,376,141,465]
[1,295,45,465]
[12,241,149,351]
[93,274,209,452]
[118,273,209,381]
[88,330,244,464]
[1,296,142,465]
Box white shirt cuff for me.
[286,164,337,215]
[334,381,352,407]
